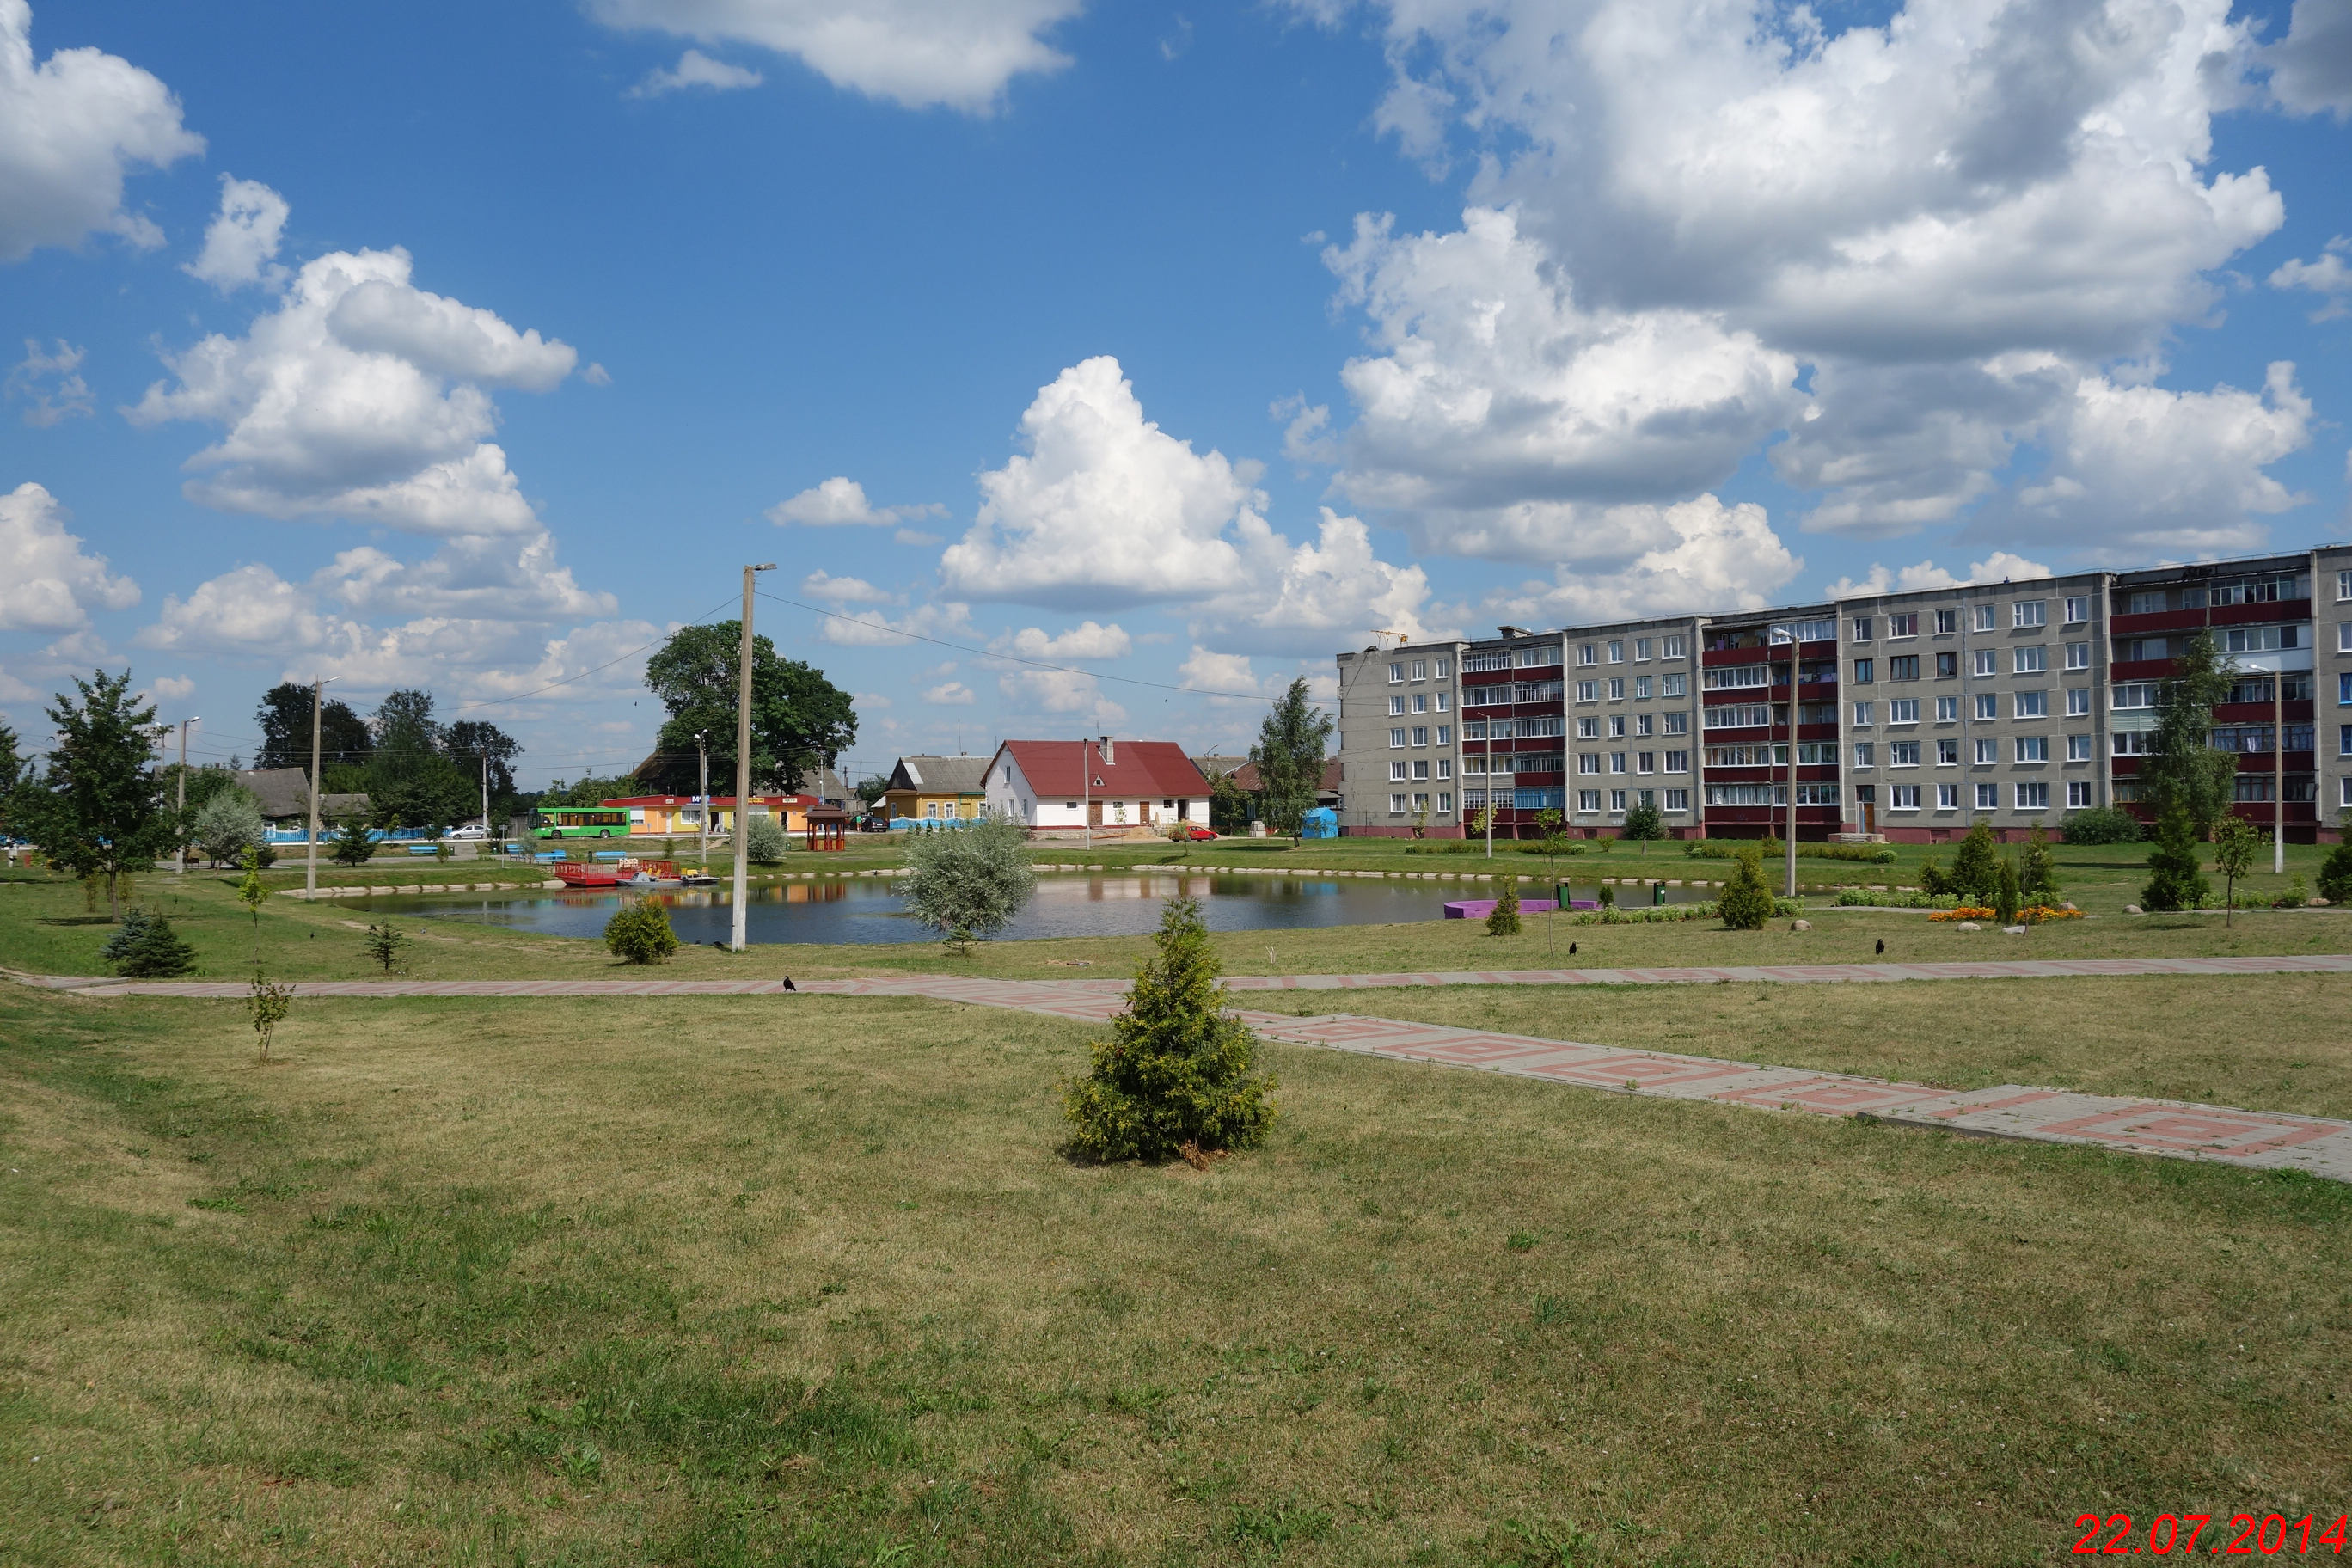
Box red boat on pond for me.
[554,859,680,889]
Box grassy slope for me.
[3,867,2348,989]
[1,987,2345,1566]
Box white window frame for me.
[1388,728,1406,748]
[1973,649,1998,677]
[2014,735,2049,763]
[2067,688,2091,716]
[1975,782,1999,810]
[2065,596,2090,624]
[1937,783,1959,810]
[2016,691,2048,718]
[1387,663,1404,683]
[2067,734,2092,761]
[1890,698,1919,724]
[2066,641,2091,670]
[1936,696,1959,722]
[2016,781,2049,811]
[2014,600,2047,628]
[1975,738,1997,764]
[1975,695,1998,721]
[1853,701,1874,726]
[2014,646,2047,674]
[1890,784,1920,811]
[1975,604,1997,633]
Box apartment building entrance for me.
[1855,785,1877,835]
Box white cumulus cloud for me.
[1005,620,1130,660]
[801,569,891,604]
[0,481,140,631]
[630,48,763,97]
[0,0,201,263]
[2269,237,2352,320]
[2267,0,2352,118]
[4,337,90,426]
[1484,496,1802,625]
[587,0,1080,112]
[995,666,1124,726]
[1823,552,2055,600]
[922,680,974,706]
[184,175,289,291]
[767,475,943,528]
[941,356,1256,607]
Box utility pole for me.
[174,716,199,873]
[1785,631,1799,899]
[479,753,490,855]
[2275,665,2285,876]
[732,564,776,952]
[695,730,709,873]
[306,677,329,898]
[1082,737,1093,852]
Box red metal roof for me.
[993,740,1208,799]
[597,794,812,807]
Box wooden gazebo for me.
[804,803,849,852]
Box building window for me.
[1389,760,1407,781]
[1665,750,1688,773]
[1853,658,1875,683]
[1576,789,1602,812]
[1936,651,1958,679]
[1637,751,1656,775]
[2343,723,2352,756]
[1852,616,1874,642]
[2015,736,2049,763]
[1888,655,1919,681]
[1975,782,1999,810]
[1706,703,1772,729]
[1412,760,1430,781]
[2067,688,2091,716]
[1888,612,1918,638]
[2016,690,2048,718]
[1436,655,1453,677]
[1937,739,1958,765]
[1608,789,1628,812]
[1706,783,1784,806]
[1389,728,1406,748]
[1664,788,1690,812]
[2112,732,2153,756]
[1438,793,1454,812]
[1634,637,1652,661]
[1975,694,1998,721]
[1664,712,1688,735]
[2112,683,2159,709]
[2014,646,2047,674]
[2017,781,2049,810]
[2067,734,2092,761]
[2067,781,2092,808]
[1411,693,1427,714]
[1853,741,1876,767]
[1973,649,1997,677]
[1890,741,1920,767]
[1388,663,1404,683]
[1435,692,1449,712]
[1975,604,1997,632]
[1388,793,1406,813]
[2340,673,2352,706]
[2338,570,2352,601]
[1577,716,1599,738]
[2225,623,2303,653]
[1436,725,1452,745]
[1663,634,1688,658]
[1388,694,1406,715]
[1608,640,1624,664]
[2066,641,2091,670]
[1577,681,1597,703]
[1890,784,1921,810]
[1938,783,1959,810]
[1517,646,1564,669]
[1577,753,1600,775]
[2014,600,2047,628]
[1437,758,1453,779]
[1935,609,1959,634]
[1633,675,1652,700]
[1890,698,1920,724]
[1608,677,1626,701]
[1663,672,1687,698]
[1602,714,1622,738]
[2340,622,2352,652]
[1609,752,1626,775]
[2062,596,2087,623]
[1853,701,1874,726]
[1412,726,1429,747]
[1410,659,1428,681]
[1704,665,1773,690]
[1577,644,1597,666]
[1796,782,1840,806]
[1936,696,1959,722]
[1975,738,1998,764]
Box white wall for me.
[983,752,1206,828]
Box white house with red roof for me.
[983,738,1210,831]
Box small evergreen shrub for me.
[1717,848,1775,930]
[362,922,412,975]
[1063,897,1277,1162]
[2018,825,2060,905]
[101,908,198,978]
[2141,804,2210,912]
[1994,859,2022,926]
[2061,805,2142,845]
[903,818,1036,950]
[604,898,681,964]
[2319,841,2352,905]
[330,817,376,867]
[1947,820,2003,903]
[1485,879,1522,935]
[1916,856,1947,897]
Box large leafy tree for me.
[1248,677,1332,841]
[2136,629,2239,841]
[254,683,372,772]
[641,622,856,794]
[444,719,523,816]
[0,720,28,842]
[28,671,174,918]
[364,689,475,830]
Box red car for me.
[1183,825,1218,841]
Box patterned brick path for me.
[13,956,2351,1182]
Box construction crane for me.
[1370,629,1413,646]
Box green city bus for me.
[534,806,632,839]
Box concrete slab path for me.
[12,957,2351,1183]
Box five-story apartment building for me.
[1333,543,2352,844]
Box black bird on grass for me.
[1568,942,1577,956]
[781,976,797,991]
[1876,938,1885,955]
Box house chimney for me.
[1098,734,1115,766]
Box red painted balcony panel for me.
[2109,658,2173,682]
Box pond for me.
[362,872,1706,946]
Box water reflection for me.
[365,871,1703,946]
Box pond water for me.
[364,872,1706,946]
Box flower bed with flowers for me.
[1926,906,1997,922]
[2018,905,2083,925]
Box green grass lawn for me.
[3,862,2348,987]
[1248,971,2352,1122]
[2,984,2345,1566]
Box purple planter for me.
[1442,898,1602,919]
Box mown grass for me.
[1246,971,2352,1122]
[3,865,2347,989]
[1,983,2346,1565]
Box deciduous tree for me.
[26,671,172,919]
[1249,677,1332,842]
[641,622,857,794]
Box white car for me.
[444,824,491,841]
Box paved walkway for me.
[12,959,2351,1183]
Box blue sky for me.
[3,0,2349,790]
